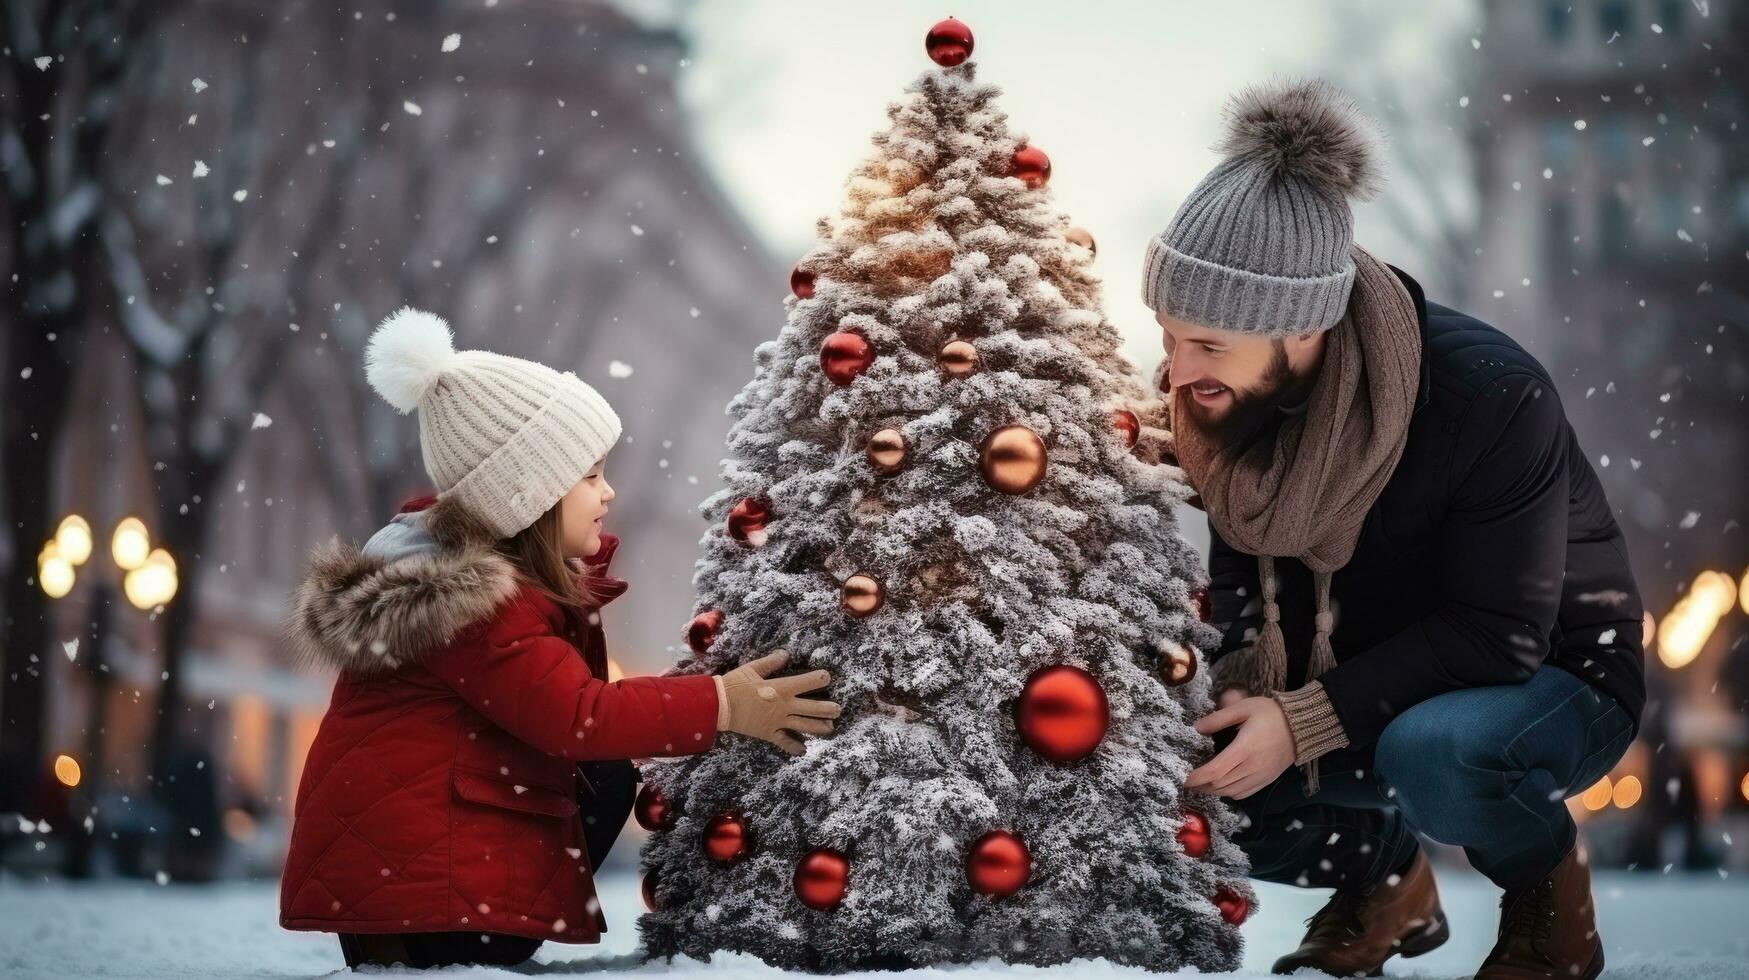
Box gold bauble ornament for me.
[938,340,979,378]
[979,425,1047,495]
[866,428,908,474]
[841,574,885,617]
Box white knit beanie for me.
[364,307,621,539]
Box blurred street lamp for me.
[54,754,82,788]
[1611,774,1642,809]
[55,515,94,566]
[124,547,179,611]
[1581,776,1613,811]
[1656,570,1736,669]
[41,512,177,876]
[111,516,150,571]
[37,542,75,599]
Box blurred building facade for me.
[1470,0,1748,866]
[7,0,781,873]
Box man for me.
[1144,80,1644,980]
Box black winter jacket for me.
[1208,267,1646,747]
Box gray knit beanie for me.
[364,307,621,539]
[1142,78,1386,338]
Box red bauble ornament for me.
[820,331,875,386]
[703,811,751,864]
[794,848,850,910]
[925,18,974,67]
[1011,145,1051,189]
[966,830,1031,898]
[1214,886,1250,925]
[727,497,770,548]
[1190,586,1211,623]
[790,264,816,299]
[686,609,724,655]
[1110,409,1140,449]
[634,783,672,832]
[641,871,660,911]
[1014,665,1109,763]
[1065,225,1097,256]
[1177,810,1211,859]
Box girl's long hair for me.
[495,502,602,643]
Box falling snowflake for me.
[251,413,273,430]
[191,78,207,93]
[608,360,634,379]
[192,160,209,179]
[155,175,173,186]
[232,189,248,202]
[403,100,423,116]
[441,33,461,52]
[34,56,52,71]
[1679,511,1700,529]
[63,639,78,663]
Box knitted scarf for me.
[1173,247,1422,698]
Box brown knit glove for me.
[713,650,840,755]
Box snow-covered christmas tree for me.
[638,19,1250,972]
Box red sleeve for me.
[424,596,720,761]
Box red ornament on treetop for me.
[925,18,974,67]
[1177,810,1211,859]
[1214,886,1250,925]
[634,783,672,832]
[1014,664,1109,763]
[790,264,816,299]
[727,498,770,548]
[794,848,851,910]
[641,871,661,911]
[966,830,1031,898]
[703,811,752,864]
[820,331,875,386]
[686,609,724,655]
[1011,144,1051,189]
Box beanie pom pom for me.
[1215,78,1385,202]
[366,307,456,413]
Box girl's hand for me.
[716,650,841,755]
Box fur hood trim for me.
[286,494,520,676]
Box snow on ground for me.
[1,870,1745,979]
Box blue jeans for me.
[1234,667,1635,890]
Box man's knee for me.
[1375,707,1509,842]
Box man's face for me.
[1156,310,1298,447]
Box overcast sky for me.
[646,1,1478,369]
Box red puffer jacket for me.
[279,495,718,944]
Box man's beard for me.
[1178,341,1299,454]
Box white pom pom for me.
[366,307,456,413]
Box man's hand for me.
[1187,696,1295,799]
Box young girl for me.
[279,308,838,970]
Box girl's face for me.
[558,457,615,558]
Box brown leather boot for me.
[1271,849,1449,976]
[1477,844,1605,979]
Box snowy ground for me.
[1,870,1745,979]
